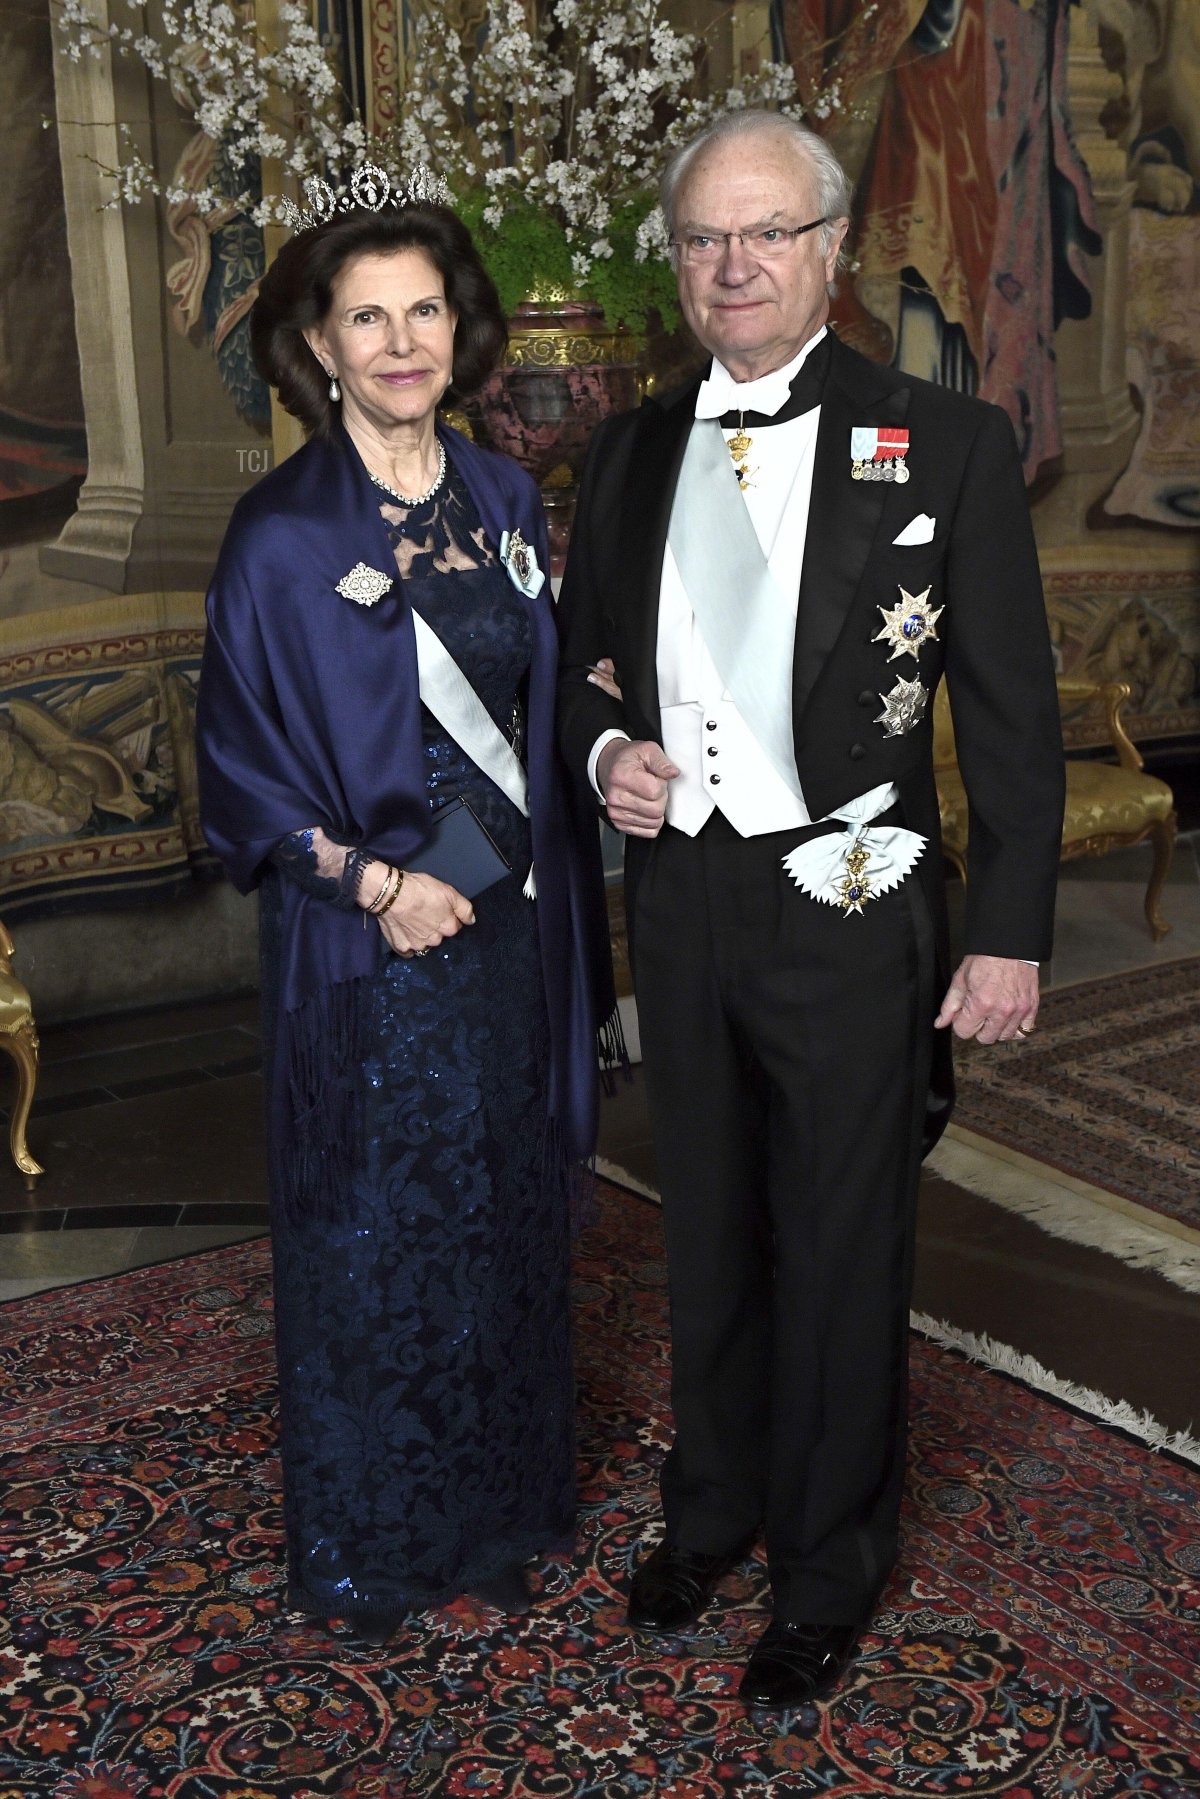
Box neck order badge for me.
[851,427,910,484]
[727,417,756,488]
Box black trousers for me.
[628,810,938,1625]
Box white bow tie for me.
[695,362,796,421]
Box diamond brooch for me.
[335,562,393,607]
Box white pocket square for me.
[892,513,936,546]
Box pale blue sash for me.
[410,609,529,818]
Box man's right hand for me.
[597,739,680,838]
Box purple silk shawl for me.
[196,420,613,1178]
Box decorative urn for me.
[476,286,645,573]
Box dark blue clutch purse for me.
[404,798,512,898]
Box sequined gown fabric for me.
[261,465,575,1619]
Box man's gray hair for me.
[659,110,853,263]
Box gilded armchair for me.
[934,676,1177,941]
[0,920,43,1188]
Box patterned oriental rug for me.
[2,1182,1199,1797]
[940,958,1200,1289]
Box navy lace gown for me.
[261,468,575,1621]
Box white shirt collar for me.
[694,326,828,421]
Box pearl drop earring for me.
[327,368,341,402]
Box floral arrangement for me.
[52,1,348,215]
[52,0,824,335]
[393,0,806,329]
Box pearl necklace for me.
[367,442,447,508]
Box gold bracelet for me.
[366,864,398,913]
[376,867,402,912]
[363,864,398,928]
[375,869,405,917]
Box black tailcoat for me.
[557,333,1065,1145]
[555,334,1065,1615]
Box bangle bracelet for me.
[376,869,405,917]
[366,865,398,913]
[363,864,398,927]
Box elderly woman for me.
[195,177,616,1640]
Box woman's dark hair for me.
[250,202,508,437]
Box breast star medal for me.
[875,674,929,738]
[835,839,875,914]
[851,426,911,483]
[727,415,756,489]
[875,586,943,663]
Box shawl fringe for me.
[276,974,614,1233]
[277,975,375,1226]
[596,1000,631,1098]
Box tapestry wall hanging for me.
[0,594,212,922]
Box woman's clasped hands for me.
[360,861,475,957]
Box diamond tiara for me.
[278,163,450,236]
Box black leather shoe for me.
[739,1619,861,1707]
[469,1564,533,1616]
[627,1541,749,1633]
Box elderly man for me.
[556,110,1064,1706]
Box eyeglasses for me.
[670,217,829,264]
